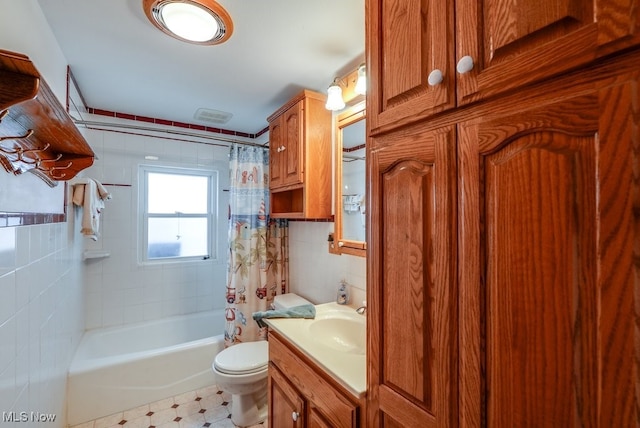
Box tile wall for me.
[0,1,87,425]
[0,212,85,424]
[78,122,232,330]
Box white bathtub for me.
[67,310,225,426]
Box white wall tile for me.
[80,129,230,330]
[85,291,103,330]
[0,3,87,422]
[0,358,17,409]
[0,228,16,278]
[0,272,16,326]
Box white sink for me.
[308,313,365,355]
[263,302,367,395]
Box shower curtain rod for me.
[73,119,269,149]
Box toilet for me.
[212,293,311,427]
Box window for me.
[140,166,217,262]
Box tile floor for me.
[70,385,267,428]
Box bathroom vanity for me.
[265,303,366,427]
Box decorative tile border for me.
[87,108,270,140]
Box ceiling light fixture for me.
[143,0,233,45]
[354,64,366,95]
[325,78,346,111]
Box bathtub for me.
[67,310,225,426]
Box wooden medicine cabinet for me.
[268,90,332,219]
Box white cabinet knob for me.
[292,411,299,421]
[280,145,286,151]
[456,55,474,74]
[338,241,344,247]
[427,69,443,86]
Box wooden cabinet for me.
[368,0,640,133]
[367,0,454,132]
[269,100,303,189]
[269,363,305,428]
[456,0,640,106]
[268,331,364,428]
[457,68,638,428]
[368,124,458,428]
[367,0,640,426]
[268,90,332,219]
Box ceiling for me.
[36,0,365,137]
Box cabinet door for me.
[367,125,457,427]
[269,364,305,428]
[367,0,455,132]
[456,0,640,105]
[281,101,303,186]
[269,114,284,188]
[458,77,638,427]
[308,407,336,428]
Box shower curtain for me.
[225,144,289,345]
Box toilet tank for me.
[272,293,312,310]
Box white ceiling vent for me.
[194,108,233,124]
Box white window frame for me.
[138,165,218,264]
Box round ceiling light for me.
[143,0,233,45]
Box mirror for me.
[333,100,366,257]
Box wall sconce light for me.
[354,64,366,95]
[143,0,233,45]
[325,78,346,111]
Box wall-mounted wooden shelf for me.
[0,49,94,186]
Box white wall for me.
[288,222,367,307]
[0,1,85,425]
[78,120,231,330]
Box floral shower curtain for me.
[225,144,289,346]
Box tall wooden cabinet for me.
[367,0,640,426]
[268,90,332,219]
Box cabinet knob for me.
[456,55,474,74]
[338,241,344,247]
[280,145,286,151]
[427,69,443,86]
[292,411,299,421]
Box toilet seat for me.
[214,341,268,375]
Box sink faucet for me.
[356,300,367,315]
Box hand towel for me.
[71,178,111,241]
[252,304,316,328]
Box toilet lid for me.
[214,341,268,374]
